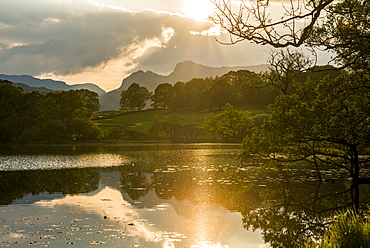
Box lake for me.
[0,144,369,248]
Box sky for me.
[0,0,331,91]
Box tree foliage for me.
[310,0,370,71]
[150,71,272,111]
[0,80,103,144]
[243,71,370,182]
[151,83,174,109]
[203,103,254,142]
[209,0,369,182]
[77,89,101,112]
[120,83,151,111]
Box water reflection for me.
[35,185,173,245]
[0,145,369,247]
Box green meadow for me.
[94,107,265,142]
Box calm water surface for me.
[0,144,268,248]
[1,144,369,248]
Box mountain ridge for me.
[0,74,106,96]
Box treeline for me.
[120,65,339,112]
[0,80,102,144]
[120,70,274,111]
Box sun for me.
[184,0,215,22]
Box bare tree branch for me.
[211,0,334,47]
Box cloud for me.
[0,1,213,75]
[0,0,276,90]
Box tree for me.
[170,82,187,109]
[265,49,313,95]
[202,103,254,142]
[211,0,369,70]
[39,90,91,121]
[151,83,174,109]
[65,118,103,141]
[243,72,370,182]
[183,78,209,109]
[0,80,103,144]
[120,83,151,111]
[182,123,202,141]
[160,113,182,142]
[148,115,162,142]
[208,77,235,110]
[39,120,67,144]
[211,0,334,48]
[218,70,271,106]
[106,127,126,142]
[0,81,27,143]
[76,89,101,112]
[309,0,370,71]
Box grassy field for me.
[94,107,266,141]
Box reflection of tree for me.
[0,168,100,205]
[151,166,370,247]
[241,175,370,247]
[120,171,151,200]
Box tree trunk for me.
[351,144,360,183]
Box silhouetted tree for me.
[77,89,101,112]
[208,77,235,110]
[151,83,174,109]
[120,83,151,111]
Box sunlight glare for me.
[184,0,215,22]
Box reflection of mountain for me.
[12,193,65,205]
[0,168,100,205]
[100,61,269,110]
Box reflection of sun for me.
[184,0,215,22]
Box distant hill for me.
[100,61,268,110]
[0,74,106,96]
[13,83,53,94]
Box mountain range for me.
[0,61,268,111]
[0,74,106,96]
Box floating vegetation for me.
[90,240,106,245]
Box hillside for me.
[95,107,265,142]
[13,83,53,94]
[100,61,268,110]
[0,74,106,96]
